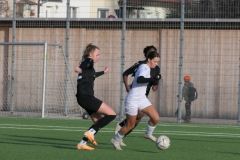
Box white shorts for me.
[124,96,152,116]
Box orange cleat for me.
[84,131,98,146]
[77,144,94,151]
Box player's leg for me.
[111,102,138,150]
[84,101,116,144]
[77,95,116,150]
[124,110,144,136]
[141,105,159,142]
[77,110,97,150]
[114,110,144,146]
[115,110,144,134]
[114,119,127,146]
[111,114,137,150]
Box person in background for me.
[175,75,195,122]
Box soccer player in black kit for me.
[76,44,116,151]
[114,45,161,146]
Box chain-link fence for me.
[0,0,240,124]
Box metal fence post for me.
[42,43,48,118]
[177,0,185,123]
[119,0,126,121]
[64,0,70,116]
[238,57,240,125]
[10,0,17,115]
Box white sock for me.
[114,132,124,141]
[145,124,156,135]
[88,128,96,135]
[79,140,87,145]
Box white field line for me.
[0,124,240,138]
[1,123,239,130]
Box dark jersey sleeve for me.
[122,61,144,77]
[95,71,104,78]
[152,66,160,86]
[80,58,93,69]
[137,76,154,83]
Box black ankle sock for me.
[119,119,127,127]
[82,137,88,142]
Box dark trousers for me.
[185,101,191,119]
[175,101,191,119]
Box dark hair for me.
[143,45,157,58]
[145,51,160,61]
[82,43,99,61]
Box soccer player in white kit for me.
[111,51,161,150]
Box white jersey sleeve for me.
[124,64,151,115]
[137,64,150,78]
[132,64,150,88]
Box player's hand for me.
[154,73,161,80]
[75,67,82,73]
[104,66,110,74]
[126,85,131,92]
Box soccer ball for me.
[156,135,171,150]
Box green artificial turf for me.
[0,117,239,160]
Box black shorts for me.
[77,94,103,116]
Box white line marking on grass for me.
[1,123,240,130]
[1,125,240,138]
[0,124,82,129]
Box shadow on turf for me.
[170,137,240,144]
[1,134,159,152]
[218,151,240,155]
[0,134,77,150]
[96,142,158,153]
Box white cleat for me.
[111,138,122,150]
[144,134,157,142]
[119,139,127,146]
[114,122,122,135]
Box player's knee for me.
[137,111,144,119]
[152,116,159,124]
[126,123,135,130]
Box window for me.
[70,7,78,18]
[46,6,53,18]
[43,0,63,2]
[97,8,109,18]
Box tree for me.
[0,1,13,17]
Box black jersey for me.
[77,58,104,95]
[123,60,160,97]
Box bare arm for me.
[123,75,131,92]
[75,67,82,73]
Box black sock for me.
[82,136,88,142]
[91,115,116,133]
[119,119,127,127]
[82,115,116,142]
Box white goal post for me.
[0,42,83,118]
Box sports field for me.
[0,117,239,160]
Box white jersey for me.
[125,64,152,115]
